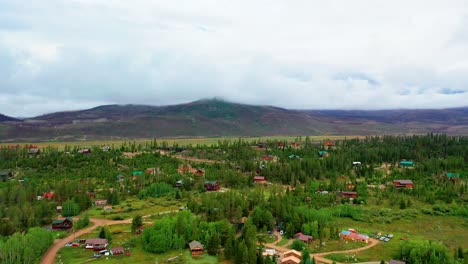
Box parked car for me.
[384,238,390,242]
[379,237,385,241]
[92,253,102,258]
[388,234,394,238]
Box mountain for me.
[0,114,20,122]
[0,99,467,141]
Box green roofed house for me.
[318,151,329,157]
[132,171,144,176]
[446,172,461,181]
[52,217,73,230]
[400,160,414,167]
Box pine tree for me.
[131,215,143,234]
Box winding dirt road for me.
[40,218,132,264]
[265,231,380,264]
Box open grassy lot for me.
[324,214,468,262]
[308,239,368,254]
[82,197,184,220]
[1,135,362,149]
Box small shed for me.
[188,240,204,256]
[400,160,414,167]
[254,176,266,183]
[110,247,124,255]
[204,181,220,191]
[342,191,358,198]
[393,180,413,189]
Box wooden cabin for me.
[393,180,413,189]
[188,240,204,256]
[204,181,220,191]
[52,217,73,230]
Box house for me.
[290,142,301,147]
[56,206,62,213]
[393,180,413,189]
[175,180,184,188]
[261,155,277,162]
[94,199,108,206]
[262,248,278,257]
[342,191,358,198]
[295,232,313,243]
[101,146,110,152]
[85,238,108,250]
[282,256,301,264]
[43,192,54,200]
[110,247,124,255]
[339,229,369,243]
[284,249,301,259]
[52,217,73,230]
[0,171,12,182]
[254,176,266,183]
[204,181,220,191]
[188,240,204,256]
[78,148,92,154]
[145,168,156,175]
[178,164,205,177]
[399,160,414,167]
[28,147,41,155]
[340,228,369,243]
[324,140,335,149]
[389,260,406,264]
[318,150,329,157]
[445,172,461,181]
[353,161,361,166]
[132,171,144,176]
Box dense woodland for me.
[0,134,467,263]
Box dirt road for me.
[265,231,379,264]
[40,218,131,264]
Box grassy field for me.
[308,239,368,254]
[82,197,184,220]
[324,214,468,262]
[1,135,362,149]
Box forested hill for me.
[0,99,467,141]
[0,114,19,122]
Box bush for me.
[291,240,306,251]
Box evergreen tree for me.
[131,215,143,234]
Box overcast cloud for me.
[0,0,467,117]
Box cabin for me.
[78,148,92,154]
[85,238,108,250]
[145,168,156,175]
[318,150,329,157]
[94,199,108,206]
[204,181,220,191]
[110,247,124,255]
[42,192,54,200]
[290,142,301,147]
[0,171,12,182]
[56,206,62,213]
[295,232,313,243]
[399,160,414,167]
[132,171,144,177]
[284,249,301,259]
[445,172,461,181]
[178,164,205,177]
[52,217,73,230]
[282,256,301,264]
[353,161,361,166]
[261,155,277,162]
[175,180,184,188]
[101,146,110,152]
[254,176,266,183]
[28,147,41,155]
[341,191,358,198]
[393,180,413,189]
[324,140,335,150]
[188,240,204,256]
[339,229,369,243]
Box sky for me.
[0,0,467,117]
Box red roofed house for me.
[341,191,357,198]
[85,238,108,250]
[340,229,369,243]
[295,232,313,243]
[393,180,413,189]
[110,247,124,255]
[204,181,220,191]
[43,192,54,200]
[254,176,266,183]
[324,140,335,149]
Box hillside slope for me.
[0,99,467,141]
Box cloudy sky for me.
[1,0,467,117]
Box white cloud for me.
[0,0,467,116]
